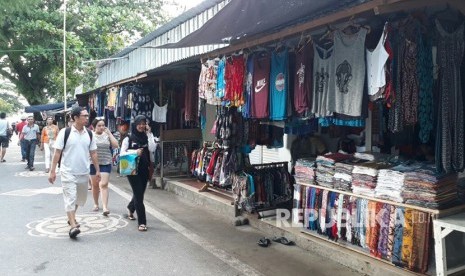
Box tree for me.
[0,0,173,105]
[0,81,24,114]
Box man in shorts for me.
[0,112,12,162]
[48,106,100,239]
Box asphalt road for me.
[0,135,363,276]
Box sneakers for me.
[69,227,81,239]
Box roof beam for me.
[374,0,459,15]
[199,0,421,59]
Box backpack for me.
[58,127,93,167]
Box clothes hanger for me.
[318,24,335,41]
[341,16,371,35]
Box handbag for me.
[119,150,139,176]
[6,128,12,140]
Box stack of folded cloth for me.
[352,162,391,197]
[334,161,354,191]
[403,163,459,209]
[316,152,352,188]
[294,158,316,184]
[375,167,406,202]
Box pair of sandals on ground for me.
[258,236,295,247]
[126,209,147,231]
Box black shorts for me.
[90,164,112,175]
[0,136,9,148]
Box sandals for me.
[92,206,99,212]
[126,209,136,220]
[67,220,80,228]
[102,210,110,216]
[257,237,271,247]
[272,236,295,246]
[138,224,148,231]
[69,227,81,239]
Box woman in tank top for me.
[90,118,119,216]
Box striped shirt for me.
[94,132,113,165]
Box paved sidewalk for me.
[108,172,365,276]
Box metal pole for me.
[159,79,163,182]
[63,0,67,111]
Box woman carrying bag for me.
[120,115,156,231]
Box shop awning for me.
[157,0,371,48]
[24,100,76,113]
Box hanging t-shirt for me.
[269,49,289,120]
[250,53,270,119]
[294,44,313,115]
[225,55,245,107]
[216,57,226,99]
[242,54,254,119]
[366,23,389,97]
[152,102,167,123]
[311,43,334,117]
[198,59,221,105]
[329,29,367,117]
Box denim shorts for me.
[90,164,112,175]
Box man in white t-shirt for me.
[48,106,100,239]
[0,112,12,162]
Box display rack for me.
[294,180,465,275]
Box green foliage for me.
[0,93,24,114]
[0,0,170,105]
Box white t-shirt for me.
[0,119,9,136]
[54,126,97,176]
[22,124,40,140]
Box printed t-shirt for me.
[250,53,270,119]
[270,49,289,120]
[329,29,367,117]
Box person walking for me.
[89,118,119,215]
[15,115,27,161]
[0,112,12,162]
[40,116,59,173]
[120,115,156,231]
[48,106,100,239]
[21,115,40,171]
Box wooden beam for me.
[201,0,408,59]
[374,0,447,15]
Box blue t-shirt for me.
[216,57,226,99]
[269,49,288,120]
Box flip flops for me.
[257,237,271,247]
[125,209,136,220]
[272,236,295,246]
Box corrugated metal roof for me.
[110,0,226,59]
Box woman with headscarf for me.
[120,115,156,231]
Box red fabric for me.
[383,27,395,108]
[16,121,27,134]
[224,55,246,106]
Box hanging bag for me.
[119,149,139,176]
